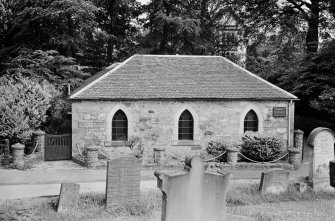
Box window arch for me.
[244,110,258,132]
[178,110,194,140]
[112,110,128,141]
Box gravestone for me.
[307,127,335,189]
[259,169,290,194]
[57,183,80,213]
[155,155,233,221]
[105,156,140,209]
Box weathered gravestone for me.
[155,155,233,221]
[105,156,140,209]
[259,169,290,194]
[307,127,335,189]
[57,183,80,213]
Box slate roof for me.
[70,55,297,100]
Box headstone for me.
[307,127,335,189]
[155,155,233,221]
[105,156,140,209]
[330,161,335,188]
[259,169,290,194]
[57,183,80,213]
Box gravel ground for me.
[228,199,335,221]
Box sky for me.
[137,0,150,5]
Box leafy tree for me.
[227,0,335,54]
[4,49,90,92]
[92,0,142,62]
[0,74,58,143]
[0,0,98,61]
[142,0,240,55]
[292,40,335,117]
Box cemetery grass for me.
[1,184,335,221]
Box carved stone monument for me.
[307,127,335,189]
[105,156,140,209]
[155,155,232,221]
[57,183,80,213]
[259,169,290,194]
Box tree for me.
[142,0,240,55]
[3,49,91,92]
[92,0,142,62]
[0,0,98,61]
[0,74,58,143]
[292,40,335,117]
[227,0,335,54]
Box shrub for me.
[240,135,286,162]
[125,136,144,160]
[205,139,229,162]
[0,74,58,143]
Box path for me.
[0,161,310,199]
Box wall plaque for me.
[273,107,286,118]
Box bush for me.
[125,136,144,160]
[205,139,229,162]
[240,135,286,162]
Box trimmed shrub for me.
[205,139,229,162]
[241,135,286,162]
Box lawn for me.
[1,184,335,221]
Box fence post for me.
[85,146,99,168]
[11,143,25,167]
[294,129,304,163]
[226,147,238,166]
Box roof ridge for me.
[218,56,298,99]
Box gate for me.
[45,134,72,161]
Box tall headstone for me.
[307,127,335,189]
[105,156,140,209]
[155,155,232,221]
[57,183,80,213]
[259,169,290,194]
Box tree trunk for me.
[305,0,320,54]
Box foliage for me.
[205,139,229,162]
[4,49,90,91]
[285,40,335,117]
[226,0,335,54]
[240,135,286,162]
[125,136,144,159]
[0,74,58,143]
[92,0,142,63]
[3,0,98,58]
[141,0,241,56]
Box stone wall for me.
[72,100,294,163]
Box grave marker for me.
[105,156,140,209]
[259,169,290,194]
[57,183,80,213]
[307,127,335,189]
[155,155,233,221]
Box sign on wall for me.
[273,107,286,118]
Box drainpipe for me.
[288,100,293,147]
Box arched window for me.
[112,110,128,141]
[244,110,258,132]
[178,110,194,140]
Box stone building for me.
[70,54,297,163]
